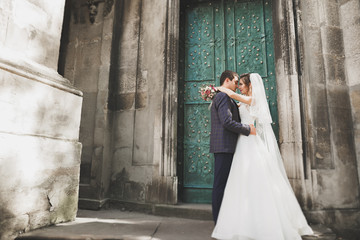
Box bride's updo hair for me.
[240,73,251,87]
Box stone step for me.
[104,201,340,239]
[106,200,214,220]
[15,208,341,240]
[303,224,338,240]
[15,225,339,240]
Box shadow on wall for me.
[109,168,145,202]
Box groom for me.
[210,70,256,224]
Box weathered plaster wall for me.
[300,0,360,233]
[0,0,83,239]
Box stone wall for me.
[108,0,178,204]
[58,0,360,235]
[0,0,65,69]
[0,0,83,239]
[300,0,360,234]
[62,0,178,207]
[61,0,114,208]
[339,0,360,194]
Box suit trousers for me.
[212,152,234,224]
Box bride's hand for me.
[216,86,227,93]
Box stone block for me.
[133,109,152,165]
[280,142,304,179]
[28,211,51,230]
[301,0,320,27]
[277,75,302,143]
[113,111,135,148]
[4,0,65,70]
[74,42,101,92]
[94,107,107,132]
[79,92,97,146]
[342,26,360,58]
[0,188,49,218]
[313,168,358,208]
[0,133,81,192]
[339,0,360,28]
[93,127,105,146]
[312,84,328,108]
[320,26,344,56]
[355,129,360,160]
[332,130,357,166]
[95,90,109,117]
[117,65,137,93]
[80,162,91,184]
[329,107,353,132]
[112,92,135,111]
[80,146,93,164]
[112,148,133,171]
[135,91,148,109]
[98,65,111,91]
[313,140,332,170]
[124,181,145,202]
[0,71,82,141]
[349,85,360,126]
[323,54,346,86]
[4,18,29,55]
[306,53,325,84]
[90,146,104,178]
[0,214,29,240]
[77,23,103,42]
[318,0,340,27]
[337,0,352,5]
[0,133,81,239]
[344,55,360,87]
[304,27,323,55]
[136,69,147,92]
[62,41,77,82]
[326,84,351,109]
[27,33,60,70]
[0,8,9,46]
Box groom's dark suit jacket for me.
[210,92,251,153]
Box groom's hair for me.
[220,70,239,86]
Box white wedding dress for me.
[211,102,314,239]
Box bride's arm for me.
[216,87,252,105]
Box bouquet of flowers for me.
[199,85,218,101]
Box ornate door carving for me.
[178,0,277,203]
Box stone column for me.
[0,1,82,239]
[272,0,311,206]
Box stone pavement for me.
[16,208,340,240]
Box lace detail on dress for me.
[238,103,255,125]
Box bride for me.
[211,73,314,240]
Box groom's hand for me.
[249,124,256,135]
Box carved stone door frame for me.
[162,0,310,205]
[271,0,312,206]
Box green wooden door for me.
[178,0,278,203]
